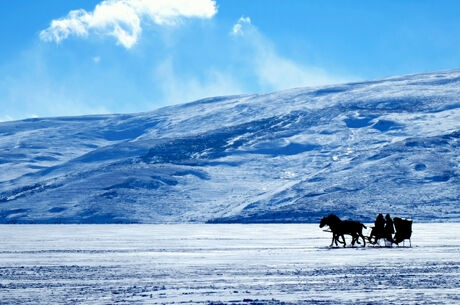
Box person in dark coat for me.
[369,213,385,244]
[384,213,395,243]
[374,214,385,235]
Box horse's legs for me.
[355,235,361,244]
[337,234,345,244]
[351,233,359,246]
[340,234,346,247]
[352,233,360,245]
[330,233,342,247]
[329,235,335,247]
[334,234,344,246]
[353,232,365,246]
[336,234,346,247]
[360,233,366,247]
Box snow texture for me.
[0,70,459,223]
[0,224,458,304]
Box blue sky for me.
[1,0,460,121]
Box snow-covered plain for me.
[0,224,459,304]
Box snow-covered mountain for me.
[1,70,459,223]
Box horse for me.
[319,214,367,247]
[319,216,346,246]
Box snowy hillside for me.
[0,70,459,223]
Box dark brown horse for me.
[319,214,367,247]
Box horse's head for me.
[319,216,328,228]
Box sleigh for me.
[392,217,413,247]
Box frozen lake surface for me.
[0,224,459,304]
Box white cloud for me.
[231,16,251,36]
[40,0,218,48]
[230,16,351,90]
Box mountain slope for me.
[0,70,459,223]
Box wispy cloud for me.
[152,17,352,107]
[231,16,251,36]
[40,0,218,48]
[230,16,351,91]
[154,57,244,106]
[0,48,111,121]
[0,115,14,123]
[2,79,111,120]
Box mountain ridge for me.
[0,69,459,223]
